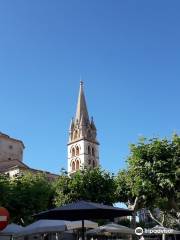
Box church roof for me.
[0,159,29,173]
[0,160,58,180]
[75,81,89,124]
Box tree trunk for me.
[148,210,163,226]
[127,197,139,240]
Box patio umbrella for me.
[0,223,24,240]
[86,223,135,235]
[15,220,68,237]
[68,220,98,230]
[35,200,133,240]
[0,223,24,235]
[15,220,98,237]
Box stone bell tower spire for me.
[68,81,99,174]
[75,81,89,125]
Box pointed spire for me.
[75,81,89,124]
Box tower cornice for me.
[67,137,99,146]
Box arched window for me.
[76,160,80,170]
[88,146,91,155]
[88,159,91,165]
[76,146,79,156]
[72,161,75,171]
[93,160,96,168]
[92,147,95,157]
[72,148,75,157]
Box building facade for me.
[0,132,24,162]
[0,132,58,179]
[67,81,99,174]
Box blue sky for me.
[0,1,179,174]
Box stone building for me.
[67,81,99,174]
[0,132,58,179]
[0,132,24,162]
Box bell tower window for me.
[88,146,91,155]
[72,161,75,171]
[76,160,80,170]
[76,146,79,156]
[72,148,75,157]
[92,147,95,157]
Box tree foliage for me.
[116,134,180,227]
[0,172,54,225]
[0,174,11,207]
[0,168,116,225]
[1,134,179,228]
[53,167,116,206]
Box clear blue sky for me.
[0,1,179,174]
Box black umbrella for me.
[35,200,133,240]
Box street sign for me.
[0,207,10,231]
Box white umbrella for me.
[15,220,98,237]
[86,223,135,235]
[0,224,24,235]
[15,220,68,237]
[68,220,98,230]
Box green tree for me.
[116,134,180,228]
[54,167,116,206]
[7,172,54,225]
[0,174,11,207]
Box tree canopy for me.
[0,172,54,225]
[116,134,180,227]
[0,134,179,229]
[53,167,117,206]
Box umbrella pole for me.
[82,220,85,240]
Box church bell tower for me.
[67,81,99,174]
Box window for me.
[76,146,79,156]
[92,147,95,156]
[88,146,91,155]
[76,160,80,170]
[88,159,91,165]
[72,148,75,157]
[72,161,75,171]
[93,160,96,168]
[9,145,13,150]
